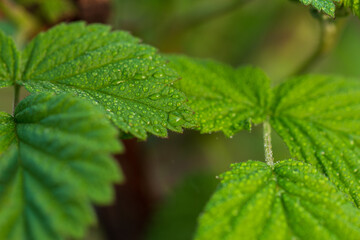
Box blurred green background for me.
[1,0,359,239]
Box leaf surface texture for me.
[0,93,122,240]
[0,31,19,88]
[196,160,360,240]
[167,55,271,136]
[299,0,340,16]
[272,75,360,206]
[20,22,194,139]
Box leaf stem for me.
[13,84,20,115]
[263,120,274,168]
[293,15,346,76]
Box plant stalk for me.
[294,15,347,76]
[13,84,20,115]
[263,120,274,167]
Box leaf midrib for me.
[23,43,142,84]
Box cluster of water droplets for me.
[272,74,360,206]
[18,23,195,140]
[197,159,360,240]
[168,55,271,137]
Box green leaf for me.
[19,22,194,139]
[0,93,122,240]
[167,55,271,137]
[0,112,15,153]
[343,0,360,17]
[196,160,360,240]
[0,31,19,88]
[271,75,360,206]
[299,0,340,17]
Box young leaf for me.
[196,160,360,240]
[343,0,360,17]
[167,55,271,137]
[0,31,19,88]
[299,0,340,17]
[0,93,122,240]
[271,75,360,206]
[19,22,194,139]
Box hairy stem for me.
[263,120,274,167]
[294,15,346,75]
[13,85,20,115]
